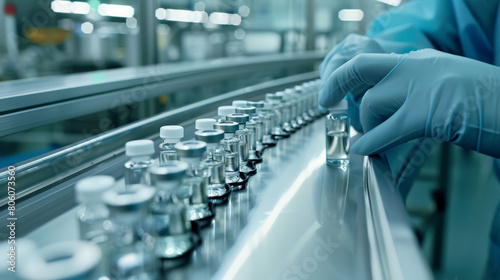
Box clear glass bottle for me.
[102,185,158,280]
[124,140,155,187]
[217,105,236,122]
[195,129,231,201]
[175,141,214,224]
[256,101,277,147]
[289,87,306,127]
[159,125,183,164]
[326,99,350,166]
[282,89,301,130]
[214,121,248,190]
[75,175,115,279]
[275,91,295,133]
[302,81,321,119]
[226,113,257,176]
[247,101,266,152]
[265,93,290,138]
[234,107,263,163]
[294,85,314,123]
[148,163,195,259]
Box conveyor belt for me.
[21,118,432,279]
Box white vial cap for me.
[19,241,101,280]
[75,175,115,204]
[125,139,155,157]
[329,99,348,111]
[160,125,184,139]
[196,119,216,130]
[232,100,248,108]
[218,106,236,116]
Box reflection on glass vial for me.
[326,99,350,166]
[148,163,195,259]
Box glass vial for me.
[124,140,155,187]
[102,185,158,280]
[226,113,257,176]
[326,99,350,166]
[235,106,263,163]
[148,163,195,259]
[175,141,214,224]
[195,129,231,200]
[214,121,248,190]
[265,93,290,138]
[75,175,115,279]
[217,105,236,122]
[159,125,184,164]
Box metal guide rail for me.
[0,52,323,138]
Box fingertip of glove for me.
[351,138,371,155]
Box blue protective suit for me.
[320,0,500,278]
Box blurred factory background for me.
[0,0,397,167]
[0,0,396,79]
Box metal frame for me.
[0,53,322,137]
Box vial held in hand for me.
[326,99,350,166]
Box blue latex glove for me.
[324,49,500,158]
[319,34,386,132]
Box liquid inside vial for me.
[150,203,193,258]
[326,131,349,166]
[238,142,249,162]
[159,151,178,164]
[206,161,225,185]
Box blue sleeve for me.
[367,0,463,55]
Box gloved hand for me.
[324,48,500,159]
[319,34,386,132]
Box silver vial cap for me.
[148,161,188,182]
[102,185,155,212]
[226,113,250,124]
[235,106,256,115]
[175,140,207,157]
[214,121,239,132]
[195,129,224,143]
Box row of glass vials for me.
[16,80,327,280]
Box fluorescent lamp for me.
[71,1,90,15]
[210,12,230,25]
[51,1,72,13]
[98,4,134,18]
[338,9,364,21]
[156,8,238,25]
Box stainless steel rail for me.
[363,155,434,280]
[0,52,323,137]
[0,71,319,236]
[363,156,404,280]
